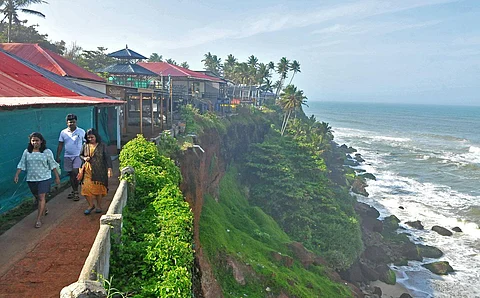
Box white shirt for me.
[59,127,85,157]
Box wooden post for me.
[139,92,143,135]
[151,92,154,135]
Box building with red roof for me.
[0,43,107,93]
[138,62,229,112]
[0,48,125,215]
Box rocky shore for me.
[332,143,457,297]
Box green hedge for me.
[110,135,193,297]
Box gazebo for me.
[99,45,166,137]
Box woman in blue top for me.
[14,132,61,228]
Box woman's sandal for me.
[84,206,95,215]
[67,192,75,199]
[35,221,41,228]
[95,208,103,213]
[44,209,49,216]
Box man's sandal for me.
[67,192,75,199]
[73,192,80,201]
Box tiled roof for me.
[0,43,105,82]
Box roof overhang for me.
[0,96,125,111]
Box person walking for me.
[56,114,85,201]
[77,128,113,215]
[14,132,61,228]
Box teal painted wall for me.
[0,107,93,214]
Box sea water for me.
[304,101,480,298]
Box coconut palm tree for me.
[288,60,301,85]
[223,54,237,80]
[0,0,46,42]
[148,53,163,62]
[180,61,189,69]
[278,84,307,135]
[202,52,222,76]
[275,57,290,98]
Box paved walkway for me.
[0,159,120,298]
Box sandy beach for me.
[370,280,411,298]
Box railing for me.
[60,167,135,298]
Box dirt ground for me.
[0,160,119,298]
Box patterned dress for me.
[80,143,111,197]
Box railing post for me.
[121,166,135,201]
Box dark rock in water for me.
[431,225,453,236]
[354,153,365,163]
[417,244,443,258]
[339,144,357,153]
[345,158,360,167]
[355,168,367,173]
[452,227,463,232]
[355,202,380,219]
[352,177,369,197]
[358,172,376,180]
[399,206,405,210]
[383,215,401,232]
[400,241,422,261]
[400,294,413,298]
[405,220,424,230]
[423,261,454,275]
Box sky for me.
[24,0,480,105]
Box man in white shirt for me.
[56,114,86,201]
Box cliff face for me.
[179,120,270,298]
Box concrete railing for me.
[60,167,135,298]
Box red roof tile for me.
[0,51,79,97]
[0,96,125,109]
[138,62,224,82]
[0,43,105,82]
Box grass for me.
[200,167,352,298]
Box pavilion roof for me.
[107,46,147,60]
[98,63,158,76]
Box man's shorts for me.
[28,179,51,196]
[64,156,82,172]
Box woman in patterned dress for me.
[78,129,112,215]
[14,132,61,228]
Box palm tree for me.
[165,58,177,65]
[148,53,163,62]
[223,54,237,80]
[0,0,46,42]
[180,61,189,69]
[288,60,301,85]
[278,84,307,135]
[275,57,290,98]
[202,52,222,76]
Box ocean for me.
[304,101,480,298]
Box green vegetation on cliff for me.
[201,167,352,297]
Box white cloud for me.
[156,0,458,49]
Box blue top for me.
[17,149,58,182]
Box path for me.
[0,159,120,298]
